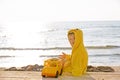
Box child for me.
[59,29,88,76]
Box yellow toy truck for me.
[41,58,63,78]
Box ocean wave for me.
[0,45,120,50]
[86,45,120,49]
[0,56,15,58]
[39,53,120,58]
[90,53,120,57]
[39,55,59,57]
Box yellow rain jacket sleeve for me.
[63,29,88,76]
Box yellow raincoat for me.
[63,29,88,76]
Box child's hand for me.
[59,52,66,60]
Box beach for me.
[0,21,120,80]
[0,0,120,78]
[0,66,120,80]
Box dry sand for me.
[0,66,120,80]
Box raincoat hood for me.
[68,29,83,49]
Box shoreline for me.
[0,64,119,72]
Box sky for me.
[0,0,120,29]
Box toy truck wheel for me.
[55,71,59,78]
[42,75,45,77]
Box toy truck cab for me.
[42,58,63,78]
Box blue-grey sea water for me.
[0,21,120,67]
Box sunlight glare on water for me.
[4,22,49,48]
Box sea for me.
[0,21,120,68]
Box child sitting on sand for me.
[59,28,88,76]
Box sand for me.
[0,66,120,80]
